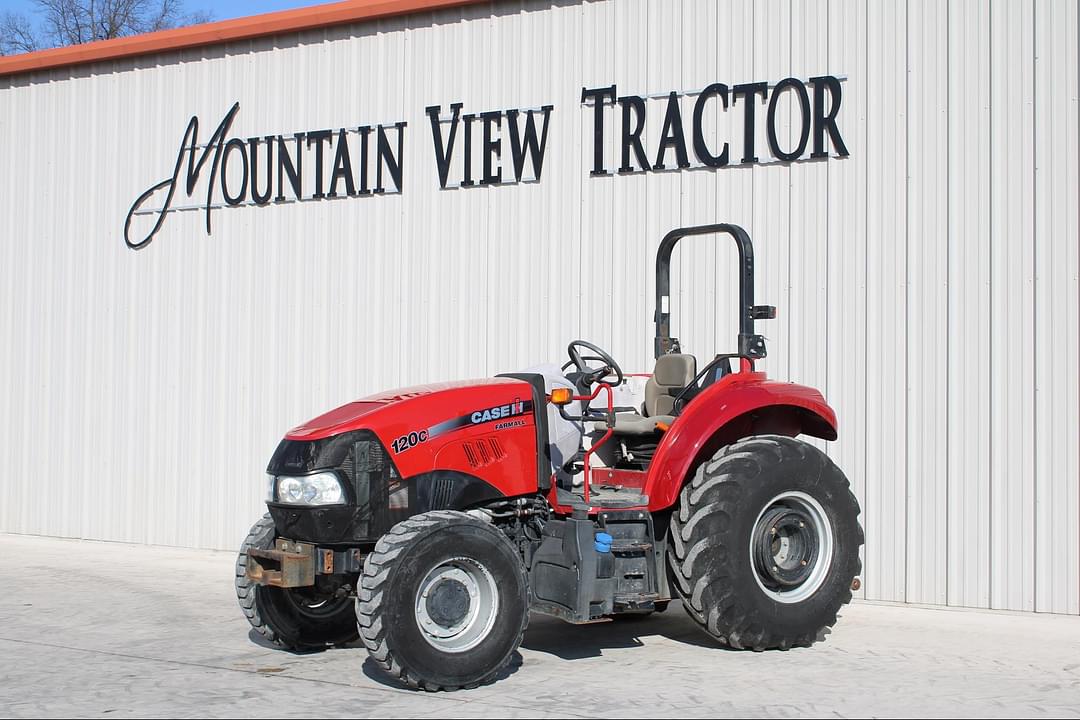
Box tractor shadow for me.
[360,651,524,689]
[520,601,732,660]
[245,628,524,690]
[246,628,366,653]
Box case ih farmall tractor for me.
[236,224,863,691]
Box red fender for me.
[643,371,837,512]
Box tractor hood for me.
[268,375,543,544]
[284,378,532,441]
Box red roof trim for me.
[0,0,489,78]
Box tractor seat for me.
[593,353,697,436]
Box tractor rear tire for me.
[356,511,529,691]
[235,514,360,651]
[668,435,862,650]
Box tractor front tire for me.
[235,514,360,651]
[669,435,863,650]
[356,511,529,691]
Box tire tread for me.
[668,434,863,651]
[234,514,285,647]
[356,510,528,692]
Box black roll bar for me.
[653,223,776,360]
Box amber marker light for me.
[548,388,573,406]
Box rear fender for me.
[643,372,837,512]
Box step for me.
[554,486,649,510]
[608,540,653,553]
[613,592,660,611]
[588,486,649,508]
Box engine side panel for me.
[363,384,540,498]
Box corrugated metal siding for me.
[864,0,908,605]
[946,0,993,612]
[1033,0,1080,615]
[989,0,1037,613]
[0,0,1076,614]
[906,0,948,607]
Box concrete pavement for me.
[1,533,1079,718]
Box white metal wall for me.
[0,0,1076,615]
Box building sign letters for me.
[125,75,848,249]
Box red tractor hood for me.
[281,376,541,498]
[284,378,529,441]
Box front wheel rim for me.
[750,491,834,604]
[414,557,499,653]
[281,587,352,620]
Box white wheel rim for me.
[749,490,834,604]
[414,556,499,653]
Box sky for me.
[0,0,324,27]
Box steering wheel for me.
[563,340,625,388]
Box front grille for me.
[430,476,455,509]
[266,430,396,542]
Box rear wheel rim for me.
[415,556,499,653]
[750,491,833,604]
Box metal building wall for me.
[0,0,1076,614]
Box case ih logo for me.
[390,399,534,454]
[125,75,846,250]
[470,400,528,425]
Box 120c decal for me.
[391,430,429,454]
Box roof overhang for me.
[0,0,491,79]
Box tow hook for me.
[246,539,316,588]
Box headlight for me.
[272,472,345,506]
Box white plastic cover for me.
[520,363,584,473]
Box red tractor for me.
[236,223,863,691]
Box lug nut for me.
[798,521,805,528]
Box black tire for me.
[668,435,863,650]
[235,513,360,650]
[356,510,529,691]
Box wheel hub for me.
[425,578,471,627]
[753,506,819,587]
[749,491,834,604]
[414,557,499,653]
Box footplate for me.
[246,539,315,588]
[613,592,660,613]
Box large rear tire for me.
[356,510,529,691]
[668,435,862,650]
[235,514,359,651]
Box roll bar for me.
[653,223,776,360]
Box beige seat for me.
[594,354,697,436]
